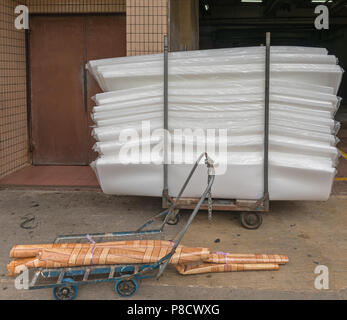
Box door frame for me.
[26,13,126,165]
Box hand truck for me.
[22,153,215,300]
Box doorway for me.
[30,15,126,165]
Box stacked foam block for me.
[86,46,343,201]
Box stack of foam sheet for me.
[87,46,344,201]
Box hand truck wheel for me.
[240,212,262,230]
[167,209,180,225]
[115,279,138,298]
[53,278,78,300]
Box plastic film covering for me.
[87,46,343,201]
[86,46,330,91]
[100,63,343,93]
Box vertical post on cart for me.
[163,35,169,202]
[263,32,270,209]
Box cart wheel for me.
[115,279,138,298]
[240,212,262,230]
[167,209,180,225]
[53,278,77,301]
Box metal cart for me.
[24,153,215,300]
[161,33,272,229]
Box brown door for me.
[30,15,126,165]
[85,15,126,162]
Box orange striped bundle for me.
[176,263,280,275]
[38,246,209,265]
[7,245,209,276]
[206,253,288,265]
[7,258,40,277]
[9,240,180,259]
[7,240,288,277]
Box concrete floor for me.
[0,189,347,300]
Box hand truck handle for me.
[156,153,215,279]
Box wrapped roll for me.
[10,240,182,259]
[7,246,210,275]
[176,263,279,275]
[205,253,288,265]
[38,246,209,265]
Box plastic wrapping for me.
[93,79,337,105]
[95,53,337,75]
[87,46,329,91]
[91,151,336,200]
[93,109,336,130]
[87,46,342,201]
[100,63,343,93]
[94,127,337,156]
[94,136,339,164]
[93,117,339,141]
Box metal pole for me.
[156,164,215,279]
[163,35,169,195]
[264,32,270,200]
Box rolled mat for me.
[206,253,289,265]
[175,263,280,275]
[7,246,210,276]
[8,240,288,277]
[9,240,182,259]
[7,258,66,277]
[7,258,41,277]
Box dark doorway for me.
[30,15,126,165]
[198,1,347,118]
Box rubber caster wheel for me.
[167,209,180,225]
[53,278,77,300]
[115,279,138,298]
[240,212,262,230]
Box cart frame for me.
[24,153,215,299]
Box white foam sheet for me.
[94,135,338,157]
[95,53,337,75]
[88,46,342,201]
[93,136,339,163]
[92,119,339,143]
[93,104,334,122]
[94,53,338,91]
[92,152,335,201]
[86,46,330,90]
[94,129,338,156]
[93,108,337,128]
[93,79,337,105]
[93,97,337,116]
[99,63,343,93]
[93,84,340,109]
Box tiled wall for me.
[26,0,126,13]
[0,0,168,179]
[0,0,29,179]
[126,0,168,56]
